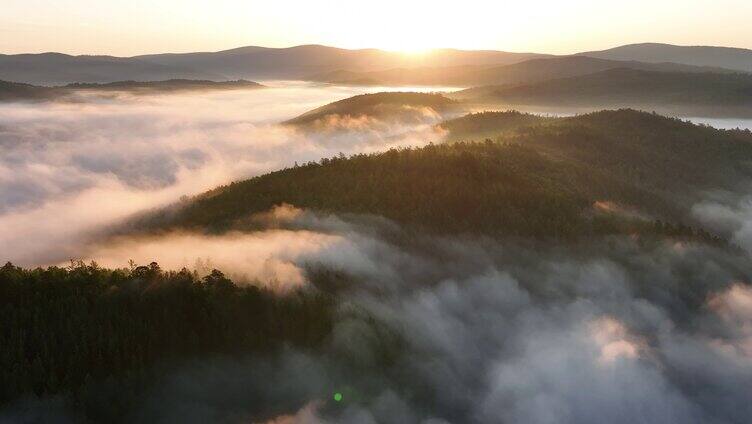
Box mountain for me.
[579,43,752,73]
[284,92,458,128]
[0,45,545,86]
[0,79,264,102]
[6,107,750,421]
[310,56,736,87]
[0,80,61,101]
[139,109,751,241]
[136,141,610,238]
[2,43,749,86]
[0,53,220,85]
[451,68,752,116]
[65,79,264,93]
[136,45,548,80]
[440,109,752,208]
[477,55,735,83]
[306,65,487,86]
[439,110,551,142]
[0,44,752,86]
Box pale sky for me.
[1,0,751,56]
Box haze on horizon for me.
[2,0,751,56]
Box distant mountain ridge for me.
[65,79,263,91]
[284,92,457,127]
[579,43,752,73]
[0,53,222,85]
[0,79,264,101]
[0,43,749,86]
[0,80,59,101]
[311,56,737,87]
[455,67,752,104]
[135,45,548,80]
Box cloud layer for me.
[3,86,752,423]
[23,208,747,424]
[0,84,450,265]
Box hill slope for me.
[0,79,265,102]
[0,80,61,101]
[284,92,458,128]
[3,43,748,85]
[139,142,602,238]
[310,56,735,87]
[136,45,548,80]
[0,53,220,85]
[140,110,752,242]
[439,110,552,141]
[452,68,752,115]
[441,109,752,204]
[580,43,752,73]
[0,46,544,85]
[65,79,264,93]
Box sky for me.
[1,0,751,56]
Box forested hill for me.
[441,109,752,198]
[0,79,264,102]
[439,110,552,141]
[142,142,595,238]
[308,56,735,87]
[138,110,747,243]
[65,79,264,92]
[579,42,752,73]
[453,68,752,112]
[0,80,61,101]
[284,92,457,127]
[0,262,339,421]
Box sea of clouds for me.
[0,83,452,266]
[130,210,752,424]
[1,85,752,423]
[5,208,751,423]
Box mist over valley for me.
[2,7,752,421]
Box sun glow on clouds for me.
[708,284,752,359]
[82,230,337,291]
[77,205,359,292]
[589,316,644,364]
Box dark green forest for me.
[0,80,60,101]
[143,142,593,238]
[0,79,263,102]
[139,110,740,244]
[284,92,457,127]
[444,109,752,198]
[310,56,736,88]
[454,68,752,113]
[3,105,750,421]
[440,110,551,141]
[0,261,339,419]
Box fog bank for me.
[0,83,452,265]
[17,207,749,424]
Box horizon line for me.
[3,41,752,59]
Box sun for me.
[380,39,436,55]
[389,46,434,56]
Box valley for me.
[2,35,752,423]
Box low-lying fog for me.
[6,206,752,423]
[2,82,751,268]
[0,82,456,266]
[684,116,752,130]
[2,83,752,423]
[470,104,752,130]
